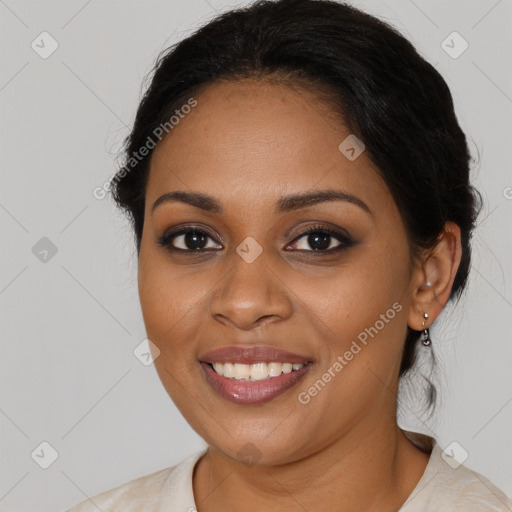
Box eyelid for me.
[285,224,353,252]
[157,226,222,251]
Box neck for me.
[193,416,431,512]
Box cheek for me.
[292,242,411,407]
[137,250,207,363]
[138,256,210,415]
[138,266,178,341]
[299,246,410,339]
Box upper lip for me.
[199,345,314,365]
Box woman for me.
[66,0,511,510]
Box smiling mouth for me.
[200,361,313,404]
[198,344,314,404]
[206,361,311,381]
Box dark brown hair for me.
[110,0,481,412]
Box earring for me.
[422,313,431,347]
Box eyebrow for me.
[151,189,372,216]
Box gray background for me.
[0,0,511,510]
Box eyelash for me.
[157,224,354,255]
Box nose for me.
[208,249,293,331]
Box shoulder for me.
[65,467,174,511]
[439,464,512,511]
[64,450,206,512]
[401,440,512,511]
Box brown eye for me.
[286,226,354,253]
[158,228,222,252]
[294,232,340,251]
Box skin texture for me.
[138,79,462,511]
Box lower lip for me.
[200,362,312,404]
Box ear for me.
[407,221,463,331]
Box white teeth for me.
[250,362,269,381]
[282,363,292,374]
[268,362,282,377]
[233,363,250,380]
[210,361,305,380]
[223,363,235,378]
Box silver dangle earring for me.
[422,313,431,347]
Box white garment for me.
[65,440,512,511]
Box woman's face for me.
[138,79,418,465]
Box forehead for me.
[146,79,389,216]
